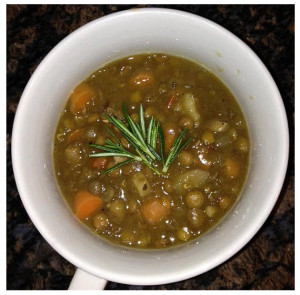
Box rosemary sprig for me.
[147,116,155,147]
[89,143,139,160]
[89,103,191,175]
[105,127,121,145]
[104,106,156,161]
[139,104,146,139]
[158,125,165,166]
[162,128,192,173]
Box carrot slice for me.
[67,128,84,144]
[69,82,96,115]
[162,123,178,153]
[141,198,169,225]
[90,157,109,169]
[74,191,103,220]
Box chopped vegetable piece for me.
[87,113,100,124]
[173,169,209,194]
[185,190,204,208]
[163,123,178,153]
[188,208,206,228]
[64,142,86,165]
[108,199,126,223]
[67,128,84,144]
[181,93,201,126]
[201,131,215,144]
[215,134,231,148]
[132,172,151,197]
[207,119,229,133]
[69,82,97,114]
[74,191,103,220]
[225,158,239,178]
[93,212,109,231]
[219,196,232,209]
[178,151,194,166]
[205,205,218,218]
[177,226,191,241]
[90,157,109,169]
[114,156,128,164]
[141,198,169,225]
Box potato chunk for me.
[131,172,151,197]
[207,119,229,133]
[181,93,201,127]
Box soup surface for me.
[53,53,249,249]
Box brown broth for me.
[53,53,250,249]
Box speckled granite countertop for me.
[7,4,294,290]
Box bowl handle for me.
[68,268,107,290]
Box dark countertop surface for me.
[7,4,294,290]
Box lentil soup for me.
[53,53,250,249]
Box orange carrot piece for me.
[67,128,84,144]
[74,191,103,220]
[69,82,96,115]
[90,157,109,169]
[162,123,178,153]
[130,71,153,87]
[141,198,169,225]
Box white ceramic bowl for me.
[12,8,289,287]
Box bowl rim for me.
[12,7,289,285]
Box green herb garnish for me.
[89,103,191,175]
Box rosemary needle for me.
[89,103,191,175]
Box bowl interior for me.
[12,8,289,285]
